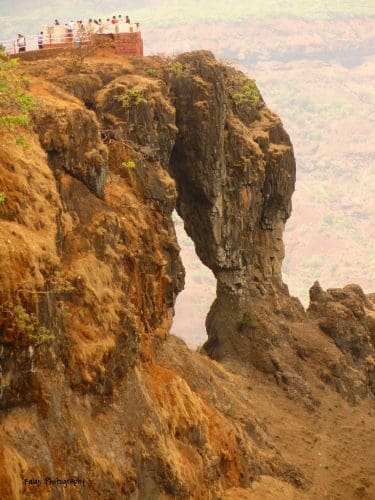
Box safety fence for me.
[1,34,93,54]
[1,24,141,55]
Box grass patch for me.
[122,161,136,169]
[169,61,191,78]
[15,135,31,149]
[145,68,158,77]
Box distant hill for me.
[1,0,374,40]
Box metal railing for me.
[0,24,141,55]
[1,34,89,54]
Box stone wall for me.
[114,32,143,56]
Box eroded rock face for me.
[1,65,184,406]
[308,281,375,396]
[0,51,312,499]
[168,51,305,368]
[167,52,372,408]
[1,50,374,499]
[33,95,108,197]
[96,74,178,166]
[170,52,294,286]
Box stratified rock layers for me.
[169,51,301,361]
[170,52,294,286]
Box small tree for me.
[67,32,112,73]
[73,31,90,68]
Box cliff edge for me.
[0,48,374,499]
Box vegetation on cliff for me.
[0,49,36,129]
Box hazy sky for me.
[1,0,374,41]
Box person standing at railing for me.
[102,18,112,34]
[78,21,85,36]
[85,19,95,43]
[86,19,95,36]
[93,19,100,34]
[38,32,44,49]
[111,15,119,33]
[16,34,26,53]
[66,22,74,42]
[117,14,129,33]
[74,26,82,48]
[96,19,103,34]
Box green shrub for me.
[229,77,260,105]
[12,305,54,345]
[115,88,147,108]
[169,61,191,78]
[145,68,157,77]
[50,271,75,294]
[237,312,258,332]
[0,49,36,129]
[122,160,136,169]
[0,192,6,204]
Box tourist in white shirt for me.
[38,32,44,49]
[16,34,26,52]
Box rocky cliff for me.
[0,49,374,499]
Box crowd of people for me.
[15,13,140,52]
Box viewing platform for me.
[1,22,144,57]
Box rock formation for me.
[308,282,375,396]
[0,49,374,499]
[169,52,305,363]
